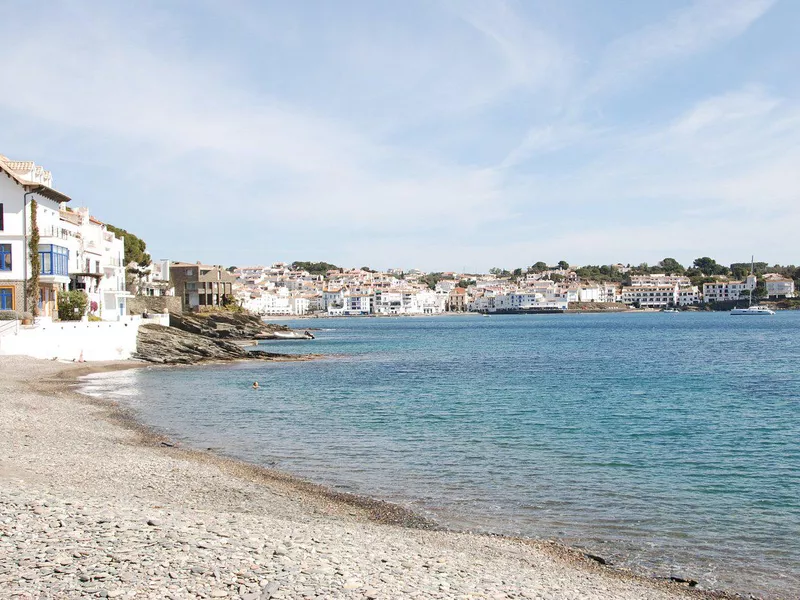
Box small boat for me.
[661,308,679,313]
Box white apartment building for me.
[329,293,373,316]
[413,289,447,315]
[1,155,72,317]
[601,283,622,303]
[322,288,344,310]
[629,274,691,286]
[471,291,568,313]
[622,284,679,308]
[244,289,293,316]
[702,275,756,303]
[677,286,700,306]
[58,207,129,321]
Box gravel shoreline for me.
[1,357,747,599]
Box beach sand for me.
[0,356,732,599]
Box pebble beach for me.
[0,357,735,600]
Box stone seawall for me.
[127,295,183,316]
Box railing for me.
[0,319,19,338]
[38,226,73,240]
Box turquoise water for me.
[82,313,800,598]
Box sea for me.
[80,312,800,598]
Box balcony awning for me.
[26,183,72,204]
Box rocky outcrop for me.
[169,312,292,340]
[135,324,313,364]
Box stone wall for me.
[127,295,182,316]
[0,281,27,314]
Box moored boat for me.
[730,305,775,315]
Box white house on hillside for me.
[764,275,795,299]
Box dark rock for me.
[584,553,607,565]
[169,312,291,340]
[669,576,698,587]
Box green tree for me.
[529,261,548,273]
[658,258,685,274]
[106,224,151,267]
[557,260,570,270]
[693,257,728,276]
[730,262,768,276]
[489,267,503,275]
[457,279,476,288]
[27,199,41,316]
[419,273,446,290]
[291,261,339,275]
[57,290,88,321]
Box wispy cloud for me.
[585,0,775,98]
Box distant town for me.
[1,153,798,325]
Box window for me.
[38,245,69,276]
[0,244,11,271]
[0,287,13,310]
[0,203,4,230]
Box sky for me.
[1,0,798,272]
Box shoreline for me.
[1,357,758,599]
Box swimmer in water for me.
[252,381,259,389]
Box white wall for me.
[0,316,160,361]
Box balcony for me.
[39,244,70,283]
[38,226,73,241]
[103,257,123,268]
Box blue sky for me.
[1,0,797,271]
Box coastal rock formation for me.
[169,311,291,340]
[135,323,307,364]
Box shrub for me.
[57,290,88,321]
[0,310,22,321]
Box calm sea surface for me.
[81,313,800,598]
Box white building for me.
[702,275,756,303]
[413,289,447,315]
[764,276,795,299]
[60,207,130,321]
[1,155,72,317]
[677,286,700,306]
[138,259,174,297]
[472,291,568,313]
[629,274,691,287]
[329,293,373,316]
[622,284,678,308]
